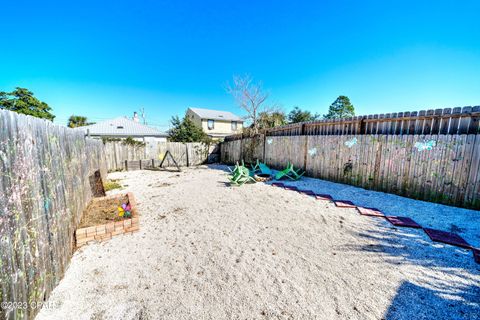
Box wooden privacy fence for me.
[221,133,480,210]
[0,110,106,320]
[104,141,217,171]
[123,159,156,171]
[103,141,145,171]
[225,106,480,140]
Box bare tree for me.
[226,75,270,136]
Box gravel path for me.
[36,165,480,320]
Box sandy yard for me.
[36,165,480,320]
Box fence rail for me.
[224,106,480,141]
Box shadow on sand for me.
[341,222,479,320]
[385,280,479,320]
[209,163,480,318]
[206,163,233,173]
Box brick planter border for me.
[75,192,139,248]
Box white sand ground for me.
[36,165,480,320]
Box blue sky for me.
[1,0,479,131]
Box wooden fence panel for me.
[222,132,480,209]
[241,136,265,164]
[220,140,242,164]
[104,141,213,170]
[187,143,210,166]
[0,110,106,320]
[104,142,145,171]
[465,135,480,207]
[157,142,187,167]
[224,106,480,141]
[264,136,306,170]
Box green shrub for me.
[104,180,122,191]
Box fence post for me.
[152,159,155,168]
[125,160,128,171]
[262,132,267,163]
[240,136,244,163]
[139,159,142,170]
[359,116,366,134]
[143,138,147,158]
[185,143,190,167]
[114,142,118,170]
[303,136,308,173]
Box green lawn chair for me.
[251,159,261,173]
[259,162,272,175]
[229,165,255,185]
[275,162,304,180]
[251,159,273,176]
[228,163,238,173]
[228,161,245,174]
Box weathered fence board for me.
[155,142,209,167]
[104,141,212,171]
[0,110,106,320]
[224,106,480,141]
[123,159,156,171]
[104,142,144,171]
[265,136,306,170]
[241,136,264,164]
[220,139,242,164]
[221,133,480,209]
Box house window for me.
[207,119,214,130]
[231,121,237,131]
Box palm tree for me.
[67,115,94,128]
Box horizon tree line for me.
[1,79,356,143]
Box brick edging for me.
[75,192,139,248]
[271,182,480,264]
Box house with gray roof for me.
[77,113,168,142]
[186,107,243,139]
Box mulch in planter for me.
[79,194,129,228]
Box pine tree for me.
[323,96,355,119]
[168,116,211,143]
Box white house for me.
[186,107,243,140]
[78,113,168,142]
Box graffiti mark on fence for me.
[345,137,357,148]
[414,140,436,151]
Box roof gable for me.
[77,117,167,137]
[188,107,243,122]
